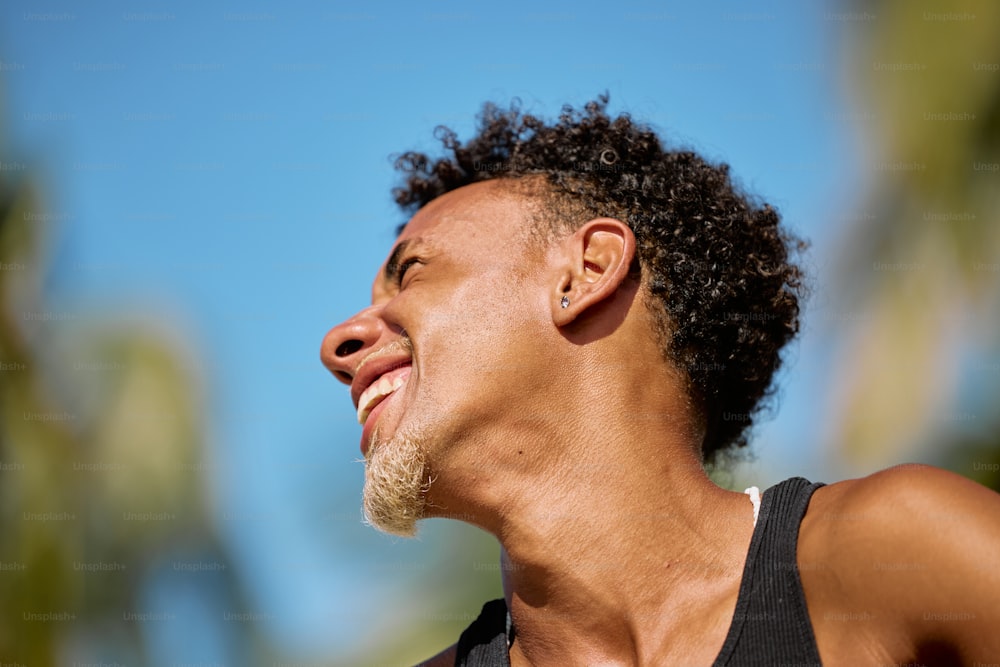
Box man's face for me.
[321,180,550,535]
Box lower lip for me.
[360,369,411,456]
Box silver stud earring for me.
[560,296,570,308]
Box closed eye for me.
[396,257,420,286]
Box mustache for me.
[356,334,413,377]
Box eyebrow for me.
[383,239,413,285]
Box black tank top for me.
[453,477,824,666]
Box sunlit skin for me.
[322,180,1000,666]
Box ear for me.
[551,217,637,327]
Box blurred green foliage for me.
[0,122,259,664]
[829,0,1000,475]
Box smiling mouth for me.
[357,367,411,425]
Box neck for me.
[493,443,756,665]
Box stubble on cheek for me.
[362,425,431,537]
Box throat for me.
[497,485,757,667]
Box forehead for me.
[403,179,535,241]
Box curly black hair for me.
[391,95,807,465]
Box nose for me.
[320,305,384,386]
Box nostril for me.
[336,339,363,357]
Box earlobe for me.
[551,217,636,327]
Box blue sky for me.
[2,0,862,661]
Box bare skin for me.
[321,180,1000,666]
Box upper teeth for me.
[357,375,407,425]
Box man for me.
[321,97,1000,666]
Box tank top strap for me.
[712,476,825,666]
[455,597,510,666]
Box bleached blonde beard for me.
[362,424,430,537]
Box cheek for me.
[405,268,546,380]
[417,312,520,398]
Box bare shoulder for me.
[801,463,1000,551]
[798,464,1000,663]
[414,642,457,667]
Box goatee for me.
[362,425,430,537]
